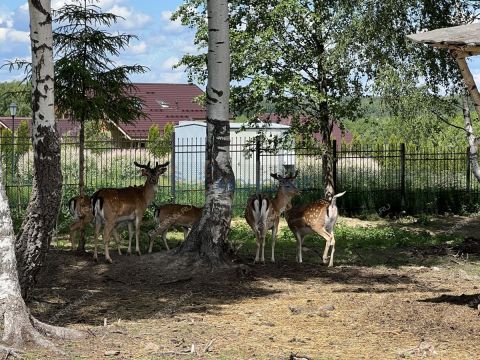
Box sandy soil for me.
[13,216,480,360]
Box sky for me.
[0,0,198,84]
[1,0,480,87]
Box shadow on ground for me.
[31,245,455,328]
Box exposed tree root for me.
[2,296,86,357]
[0,344,24,359]
[30,316,86,340]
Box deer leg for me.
[254,231,261,264]
[127,222,134,255]
[162,230,170,251]
[135,217,142,256]
[93,220,102,262]
[271,222,279,263]
[260,230,266,264]
[112,228,122,255]
[183,226,190,240]
[103,222,115,264]
[78,228,86,252]
[69,221,78,251]
[295,232,304,263]
[310,224,333,265]
[328,233,336,267]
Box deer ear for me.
[270,173,279,180]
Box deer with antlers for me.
[245,171,299,263]
[286,191,346,266]
[91,161,169,263]
[147,204,203,252]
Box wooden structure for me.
[407,23,480,181]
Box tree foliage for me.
[53,0,148,125]
[147,122,174,158]
[0,81,31,117]
[173,0,480,195]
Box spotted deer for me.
[148,204,203,252]
[245,171,299,263]
[286,191,346,266]
[91,161,169,263]
[68,195,94,251]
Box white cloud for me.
[109,5,151,30]
[0,12,14,28]
[128,41,147,55]
[161,56,181,70]
[160,10,183,33]
[157,71,185,83]
[0,28,29,43]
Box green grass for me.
[54,215,468,269]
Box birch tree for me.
[174,0,478,197]
[177,0,235,264]
[0,1,84,352]
[15,0,62,298]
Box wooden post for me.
[400,143,406,209]
[255,138,261,193]
[171,135,176,203]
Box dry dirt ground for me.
[16,217,480,359]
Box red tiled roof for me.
[260,114,353,146]
[114,83,206,140]
[0,117,79,136]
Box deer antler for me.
[134,161,151,170]
[156,161,170,168]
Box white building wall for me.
[174,121,295,184]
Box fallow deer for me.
[286,191,346,267]
[245,171,299,263]
[147,204,203,252]
[69,195,133,255]
[91,161,169,263]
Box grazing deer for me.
[245,171,299,263]
[68,195,94,251]
[91,161,169,263]
[286,191,346,267]
[148,204,203,252]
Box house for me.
[108,83,206,147]
[0,116,79,136]
[174,120,294,183]
[259,114,353,148]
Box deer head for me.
[134,161,169,185]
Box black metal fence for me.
[1,135,479,231]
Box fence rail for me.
[1,135,479,231]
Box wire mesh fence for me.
[1,135,479,232]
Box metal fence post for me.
[332,140,337,192]
[171,136,176,203]
[466,146,471,193]
[255,138,261,193]
[400,143,406,209]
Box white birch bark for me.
[0,2,84,351]
[178,0,235,264]
[455,55,480,182]
[16,0,63,297]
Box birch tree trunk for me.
[15,0,63,299]
[455,54,480,182]
[178,0,235,265]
